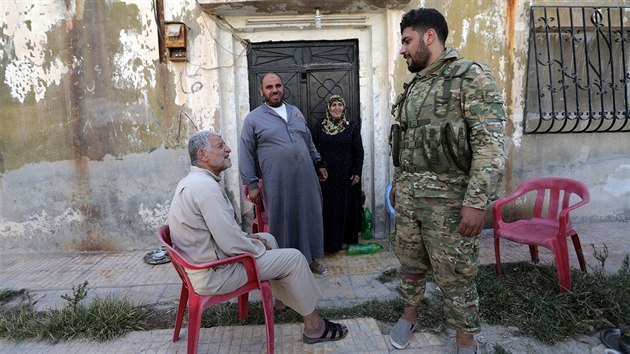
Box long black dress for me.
[312,119,364,253]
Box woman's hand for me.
[318,168,328,182]
[350,175,360,186]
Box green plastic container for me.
[347,242,383,255]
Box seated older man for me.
[167,130,348,344]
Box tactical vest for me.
[391,59,476,174]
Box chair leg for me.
[529,245,539,264]
[494,236,504,276]
[252,222,259,234]
[554,247,572,292]
[186,297,202,354]
[238,293,249,322]
[571,234,587,272]
[260,282,275,354]
[173,286,188,342]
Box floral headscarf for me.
[322,95,349,135]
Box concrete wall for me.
[1,0,628,253]
[1,1,210,252]
[400,0,630,222]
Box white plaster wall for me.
[160,2,248,223]
[1,1,70,103]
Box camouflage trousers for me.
[392,184,480,334]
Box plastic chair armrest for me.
[493,182,536,224]
[557,199,590,234]
[183,253,257,271]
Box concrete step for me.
[0,317,448,353]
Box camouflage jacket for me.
[393,48,506,210]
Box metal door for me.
[247,40,360,129]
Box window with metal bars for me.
[524,6,630,133]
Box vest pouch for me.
[443,122,472,174]
[390,123,402,167]
[419,124,450,174]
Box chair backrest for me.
[242,180,268,226]
[157,225,196,292]
[517,177,590,220]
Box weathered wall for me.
[0,0,213,252]
[1,0,628,253]
[400,0,630,222]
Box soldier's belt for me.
[399,165,430,173]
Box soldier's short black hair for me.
[400,8,448,46]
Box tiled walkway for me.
[0,221,627,353]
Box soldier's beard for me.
[407,41,430,73]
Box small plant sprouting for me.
[591,243,609,271]
[61,281,89,312]
[621,255,630,275]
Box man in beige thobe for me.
[167,130,348,344]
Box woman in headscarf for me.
[312,95,364,253]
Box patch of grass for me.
[0,283,156,342]
[0,289,28,306]
[477,260,630,343]
[1,253,628,344]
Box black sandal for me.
[302,319,348,344]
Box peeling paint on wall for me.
[0,209,84,239]
[164,0,197,19]
[471,4,507,80]
[2,2,69,103]
[138,202,170,231]
[603,165,630,197]
[459,18,469,49]
[112,28,157,90]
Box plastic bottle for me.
[347,242,384,255]
[361,207,373,240]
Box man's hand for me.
[318,168,328,182]
[350,175,360,186]
[248,234,270,250]
[248,187,262,205]
[458,206,485,237]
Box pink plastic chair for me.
[157,225,274,353]
[493,177,590,291]
[242,180,269,233]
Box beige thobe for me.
[168,166,322,316]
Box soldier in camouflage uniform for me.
[388,8,506,353]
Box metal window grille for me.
[525,6,630,133]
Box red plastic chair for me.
[157,225,274,353]
[493,177,590,291]
[242,180,269,233]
